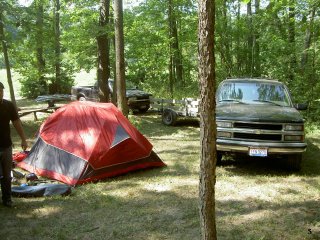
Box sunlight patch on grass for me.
[144,183,172,192]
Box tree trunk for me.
[168,0,174,98]
[222,0,232,76]
[0,6,16,106]
[35,0,47,94]
[114,0,128,117]
[288,0,296,83]
[198,0,217,239]
[97,0,110,103]
[52,0,61,94]
[300,6,315,70]
[253,0,261,76]
[236,1,242,73]
[247,1,253,76]
[168,0,183,91]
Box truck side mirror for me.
[295,103,308,110]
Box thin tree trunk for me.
[168,0,183,90]
[198,0,217,239]
[222,0,232,76]
[300,6,315,70]
[236,1,242,73]
[35,0,47,94]
[53,0,61,94]
[114,0,128,117]
[247,1,253,76]
[168,0,174,98]
[0,7,16,106]
[288,0,296,83]
[254,0,260,76]
[97,0,110,103]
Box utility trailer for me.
[150,97,200,125]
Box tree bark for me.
[114,0,128,117]
[300,6,315,70]
[198,0,217,239]
[35,0,47,94]
[288,0,296,83]
[0,6,16,106]
[97,0,110,103]
[247,1,253,76]
[236,1,242,73]
[52,0,61,94]
[253,0,261,76]
[168,0,183,92]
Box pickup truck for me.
[71,79,152,113]
[216,78,307,170]
[160,78,308,170]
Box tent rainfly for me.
[18,101,165,185]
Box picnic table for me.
[18,94,71,120]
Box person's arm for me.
[12,119,28,150]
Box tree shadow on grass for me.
[219,146,320,177]
[1,180,319,240]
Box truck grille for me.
[234,132,282,141]
[233,122,283,141]
[234,122,282,130]
[137,96,149,100]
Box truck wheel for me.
[138,105,150,113]
[287,154,302,171]
[78,96,86,101]
[216,152,223,166]
[162,109,177,126]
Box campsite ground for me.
[1,106,320,240]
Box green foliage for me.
[1,0,320,121]
[124,0,198,99]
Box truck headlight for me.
[216,121,232,128]
[127,97,137,103]
[284,135,304,141]
[284,124,304,131]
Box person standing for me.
[0,82,28,207]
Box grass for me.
[0,109,319,240]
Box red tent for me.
[18,101,165,185]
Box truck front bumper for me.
[217,139,307,155]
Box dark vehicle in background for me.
[216,78,307,170]
[71,79,152,113]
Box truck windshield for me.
[217,81,292,107]
[108,80,136,90]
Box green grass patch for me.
[1,109,320,240]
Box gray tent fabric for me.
[111,125,130,147]
[12,184,71,197]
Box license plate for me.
[249,147,268,157]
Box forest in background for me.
[1,0,320,121]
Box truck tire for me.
[216,151,223,166]
[138,105,150,113]
[287,154,302,171]
[162,109,177,126]
[78,95,86,101]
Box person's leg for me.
[0,147,13,206]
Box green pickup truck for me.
[216,78,307,170]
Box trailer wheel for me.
[162,109,177,126]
